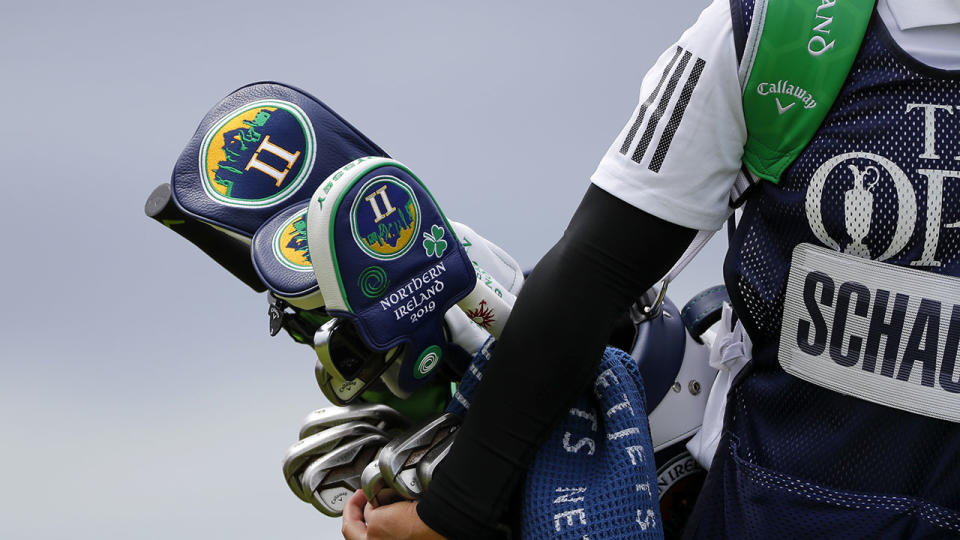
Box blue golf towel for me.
[447,342,664,539]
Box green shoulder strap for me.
[741,0,875,183]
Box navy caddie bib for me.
[691,3,960,538]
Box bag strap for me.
[740,0,875,184]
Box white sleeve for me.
[590,0,745,232]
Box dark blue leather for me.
[251,201,320,301]
[680,285,729,339]
[172,82,388,237]
[633,297,686,413]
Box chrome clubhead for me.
[416,429,457,491]
[299,403,410,439]
[301,433,388,517]
[377,413,461,500]
[361,458,408,508]
[283,421,386,501]
[315,358,367,406]
[314,318,403,405]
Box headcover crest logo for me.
[199,99,316,208]
[272,209,313,272]
[350,176,421,260]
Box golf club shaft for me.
[145,183,266,292]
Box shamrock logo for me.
[422,224,448,258]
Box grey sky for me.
[1,1,718,538]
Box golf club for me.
[283,421,386,501]
[300,433,389,516]
[377,413,461,500]
[299,403,410,439]
[361,458,408,508]
[416,429,457,492]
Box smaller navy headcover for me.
[251,201,325,310]
[307,157,477,394]
[172,82,387,237]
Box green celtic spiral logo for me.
[358,266,390,299]
[415,346,442,379]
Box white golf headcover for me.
[305,155,525,400]
[444,223,523,354]
[451,221,524,297]
[381,224,524,398]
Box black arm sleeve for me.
[417,184,698,539]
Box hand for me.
[342,490,446,540]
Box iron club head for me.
[299,403,410,439]
[300,432,388,517]
[282,421,386,501]
[361,458,409,508]
[314,358,367,406]
[416,429,457,492]
[377,412,461,500]
[314,318,404,404]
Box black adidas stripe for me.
[632,50,691,163]
[619,47,707,172]
[619,46,683,155]
[649,57,706,173]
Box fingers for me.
[361,500,446,540]
[363,501,375,525]
[341,490,368,539]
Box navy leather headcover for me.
[251,201,324,309]
[171,82,388,237]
